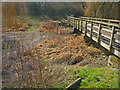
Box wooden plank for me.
[81,16,120,23]
[86,20,119,27]
[109,26,115,52]
[81,20,83,33]
[84,21,87,37]
[101,29,111,37]
[87,24,91,29]
[101,34,111,39]
[112,49,120,58]
[90,22,93,38]
[87,29,90,32]
[116,32,120,35]
[73,19,75,29]
[92,30,98,34]
[93,26,99,32]
[75,19,77,28]
[87,33,90,37]
[97,24,102,43]
[101,28,112,33]
[93,25,99,29]
[115,39,120,43]
[65,78,81,89]
[114,33,120,39]
[100,41,110,50]
[87,28,91,31]
[87,24,91,30]
[92,36,97,42]
[78,19,80,30]
[72,16,120,25]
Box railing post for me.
[76,19,77,29]
[76,19,78,29]
[68,16,70,26]
[70,17,71,26]
[75,19,77,28]
[80,20,82,33]
[97,23,102,43]
[69,16,71,26]
[109,26,115,52]
[84,21,87,37]
[73,18,75,29]
[78,19,80,30]
[90,22,93,39]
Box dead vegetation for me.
[4,34,102,88]
[1,23,31,32]
[39,21,64,34]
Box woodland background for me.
[2,2,119,27]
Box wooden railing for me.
[68,16,120,58]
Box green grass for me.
[51,65,118,88]
[70,66,118,88]
[17,15,50,31]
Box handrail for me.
[68,16,120,27]
[80,17,120,23]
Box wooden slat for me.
[101,30,111,37]
[101,34,111,39]
[92,36,97,42]
[112,49,120,58]
[92,30,98,34]
[101,28,112,33]
[100,41,110,50]
[116,32,120,35]
[93,25,99,29]
[115,39,120,43]
[87,33,90,37]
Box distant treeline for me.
[2,2,119,27]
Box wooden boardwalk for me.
[68,16,120,58]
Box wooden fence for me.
[68,16,120,58]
